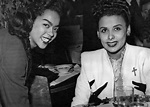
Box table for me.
[30,64,80,107]
[95,95,150,107]
[49,74,79,107]
[48,64,80,107]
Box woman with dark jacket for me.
[0,0,62,107]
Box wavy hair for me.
[8,0,63,38]
[92,0,131,28]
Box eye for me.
[43,24,50,28]
[53,27,59,32]
[114,27,121,31]
[100,28,107,33]
[143,10,148,14]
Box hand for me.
[32,64,58,81]
[89,82,108,106]
[132,81,146,94]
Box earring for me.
[127,30,130,36]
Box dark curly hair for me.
[8,0,63,38]
[7,0,63,85]
[92,0,131,28]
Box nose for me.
[47,27,54,37]
[108,31,114,40]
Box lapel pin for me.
[132,67,137,76]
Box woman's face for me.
[97,15,130,59]
[29,9,60,49]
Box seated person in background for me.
[71,0,150,107]
[125,0,140,45]
[130,0,150,47]
[140,0,150,48]
[141,0,150,20]
[129,0,144,46]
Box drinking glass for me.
[114,86,134,107]
[130,94,148,107]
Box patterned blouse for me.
[109,48,126,97]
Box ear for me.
[127,25,131,36]
[97,31,100,39]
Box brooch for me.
[132,67,137,76]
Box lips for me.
[107,41,117,47]
[41,36,51,44]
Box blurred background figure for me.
[141,0,150,20]
[129,0,150,47]
[140,0,150,47]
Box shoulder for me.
[0,28,8,39]
[0,28,25,54]
[127,44,150,57]
[82,48,104,57]
[81,48,105,62]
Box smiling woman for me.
[29,9,60,49]
[0,0,63,107]
[71,0,150,107]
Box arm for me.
[1,37,29,106]
[142,50,150,95]
[71,54,91,107]
[132,49,150,95]
[32,63,58,82]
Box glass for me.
[130,95,148,107]
[113,86,149,107]
[114,86,134,107]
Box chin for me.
[106,47,119,54]
[109,50,119,54]
[38,44,47,49]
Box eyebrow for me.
[99,27,106,29]
[99,24,123,29]
[113,24,123,27]
[43,19,59,27]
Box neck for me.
[29,36,36,49]
[108,46,126,60]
